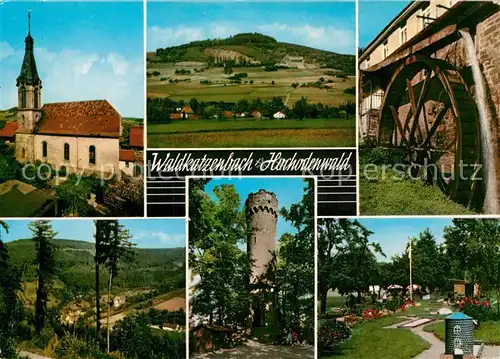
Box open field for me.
[147,62,355,106]
[148,118,355,147]
[154,297,186,311]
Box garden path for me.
[477,345,500,358]
[191,340,314,359]
[410,322,444,359]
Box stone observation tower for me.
[245,189,278,284]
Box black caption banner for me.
[146,149,357,217]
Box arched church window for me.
[42,141,47,157]
[34,88,39,109]
[22,148,26,159]
[64,143,70,161]
[21,87,27,108]
[89,145,96,164]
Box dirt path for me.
[18,351,53,359]
[191,340,313,359]
[100,312,126,326]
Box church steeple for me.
[17,11,41,87]
[16,11,42,134]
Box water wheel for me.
[378,55,483,209]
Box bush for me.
[0,156,20,182]
[359,146,398,166]
[459,296,494,321]
[385,296,405,312]
[318,319,352,353]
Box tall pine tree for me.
[29,220,57,333]
[95,220,134,352]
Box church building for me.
[14,15,121,176]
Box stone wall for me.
[245,190,278,283]
[477,11,500,203]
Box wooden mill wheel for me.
[378,55,483,209]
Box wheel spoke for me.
[407,71,432,146]
[423,104,448,146]
[389,105,407,145]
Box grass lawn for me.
[148,118,355,147]
[424,321,500,345]
[322,314,431,359]
[360,165,475,215]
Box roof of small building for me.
[0,122,19,138]
[38,100,121,138]
[0,180,56,217]
[129,126,144,148]
[119,149,137,162]
[182,105,194,114]
[169,113,183,120]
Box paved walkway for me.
[191,340,314,359]
[410,322,445,359]
[387,317,500,358]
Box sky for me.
[0,219,186,249]
[0,2,144,117]
[357,217,454,261]
[359,0,411,48]
[147,2,356,54]
[203,177,308,241]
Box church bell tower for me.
[16,11,42,133]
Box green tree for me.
[189,97,199,114]
[292,96,310,119]
[189,184,250,327]
[410,229,450,293]
[29,220,57,333]
[0,221,22,358]
[277,179,315,341]
[98,220,135,352]
[317,219,383,313]
[444,219,500,308]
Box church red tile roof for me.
[0,122,19,138]
[38,100,121,138]
[129,126,143,148]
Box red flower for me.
[482,300,489,307]
[474,299,479,305]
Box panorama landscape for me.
[146,2,356,148]
[0,219,186,359]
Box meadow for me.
[148,117,356,148]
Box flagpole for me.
[409,236,413,301]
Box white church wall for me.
[34,135,119,176]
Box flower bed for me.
[318,319,352,352]
[458,296,493,321]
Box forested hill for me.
[5,239,185,292]
[149,32,355,75]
